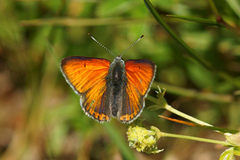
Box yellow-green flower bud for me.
[126,126,163,154]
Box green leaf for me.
[226,0,240,18]
[143,0,240,89]
[225,132,240,146]
[166,15,223,27]
[233,147,240,156]
[220,147,235,160]
[143,0,212,68]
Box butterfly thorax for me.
[61,55,156,123]
[106,56,127,117]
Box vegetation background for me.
[0,0,239,159]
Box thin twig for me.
[208,0,240,37]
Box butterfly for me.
[60,34,156,123]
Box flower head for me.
[126,126,163,154]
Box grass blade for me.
[166,15,223,27]
[143,0,240,88]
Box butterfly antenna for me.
[120,35,144,58]
[88,33,116,58]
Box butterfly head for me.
[115,56,123,61]
[61,34,156,124]
[111,56,125,69]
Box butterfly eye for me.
[61,35,155,124]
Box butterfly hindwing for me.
[61,56,111,122]
[118,59,156,123]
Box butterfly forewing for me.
[119,59,156,123]
[61,56,111,122]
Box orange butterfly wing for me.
[119,59,156,123]
[61,56,111,122]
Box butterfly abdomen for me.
[107,57,126,117]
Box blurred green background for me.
[0,0,240,159]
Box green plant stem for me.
[20,18,155,26]
[208,0,240,37]
[148,92,239,134]
[144,0,212,69]
[167,14,240,37]
[143,0,240,88]
[166,14,223,27]
[161,132,231,146]
[208,0,221,19]
[147,95,158,104]
[164,104,212,126]
[147,94,212,126]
